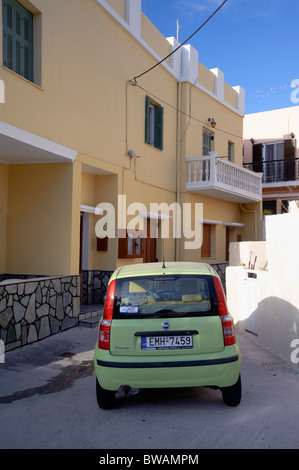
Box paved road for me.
[0,325,299,450]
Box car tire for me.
[221,374,241,407]
[96,379,115,409]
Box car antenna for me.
[162,239,166,269]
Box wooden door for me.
[143,219,157,263]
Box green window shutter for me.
[3,1,15,70]
[155,105,164,150]
[145,96,150,144]
[23,11,34,82]
[2,0,33,82]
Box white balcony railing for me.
[186,152,263,203]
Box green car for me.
[94,262,241,409]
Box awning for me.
[0,121,77,164]
[224,222,245,228]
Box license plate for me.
[141,335,193,350]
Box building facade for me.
[244,106,299,215]
[0,0,262,305]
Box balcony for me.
[186,152,262,203]
[243,158,299,186]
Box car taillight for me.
[213,276,235,346]
[98,279,116,350]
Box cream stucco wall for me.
[0,0,252,276]
[244,106,299,141]
[180,191,256,263]
[6,163,80,276]
[244,106,299,161]
[179,83,243,168]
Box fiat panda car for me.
[94,262,241,409]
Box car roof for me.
[112,262,216,280]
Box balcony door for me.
[202,129,214,155]
[263,142,284,182]
[253,140,295,183]
[202,129,214,182]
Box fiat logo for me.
[162,321,170,330]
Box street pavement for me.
[0,324,299,449]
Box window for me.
[252,139,295,182]
[264,141,284,181]
[145,96,164,150]
[202,129,214,156]
[127,231,142,257]
[118,219,157,262]
[228,142,234,162]
[263,200,276,215]
[118,230,143,259]
[112,275,217,319]
[2,0,34,82]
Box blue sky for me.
[141,0,299,115]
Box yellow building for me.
[0,0,262,306]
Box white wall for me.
[227,212,299,363]
[229,241,267,269]
[244,106,299,150]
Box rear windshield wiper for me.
[154,309,175,314]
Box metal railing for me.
[243,158,299,184]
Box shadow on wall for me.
[235,296,299,365]
[229,241,267,270]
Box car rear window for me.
[113,274,218,319]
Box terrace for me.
[186,152,262,203]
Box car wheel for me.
[221,374,241,407]
[96,379,115,409]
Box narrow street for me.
[0,325,299,450]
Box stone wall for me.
[0,275,81,351]
[81,270,113,305]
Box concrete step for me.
[78,316,101,328]
[78,304,103,328]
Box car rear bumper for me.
[94,345,241,391]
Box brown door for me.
[143,219,157,263]
[202,224,211,258]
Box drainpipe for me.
[175,81,182,261]
[240,204,258,240]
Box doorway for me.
[79,212,89,273]
[143,218,157,263]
